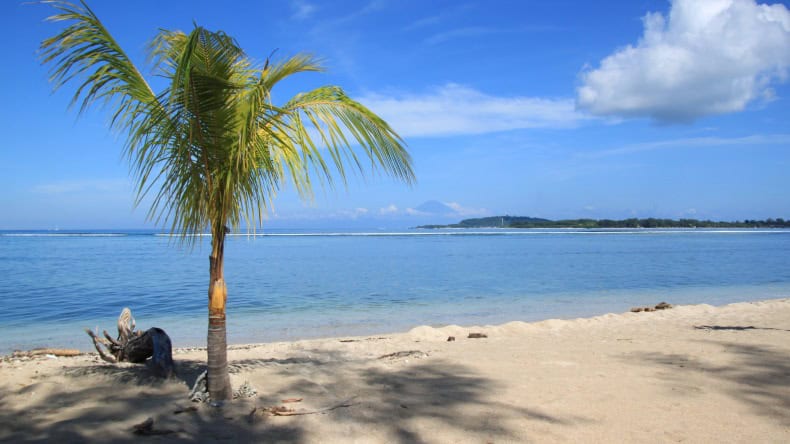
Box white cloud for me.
[577,0,790,123]
[401,201,489,217]
[357,84,586,138]
[425,27,510,45]
[308,0,384,31]
[269,207,369,221]
[404,13,448,31]
[584,133,790,158]
[378,204,399,215]
[444,202,490,217]
[32,179,129,195]
[290,0,316,20]
[336,207,369,219]
[403,4,472,32]
[425,25,559,45]
[269,201,488,222]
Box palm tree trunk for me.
[207,228,232,400]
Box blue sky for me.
[1,0,789,229]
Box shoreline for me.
[4,282,790,355]
[2,297,789,442]
[5,282,790,355]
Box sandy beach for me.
[1,298,789,443]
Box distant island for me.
[416,216,790,229]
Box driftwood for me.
[270,402,355,416]
[249,397,357,421]
[12,348,82,358]
[189,370,209,402]
[86,308,174,377]
[630,302,674,313]
[377,350,428,360]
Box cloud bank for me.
[358,84,584,138]
[577,0,790,123]
[379,201,489,218]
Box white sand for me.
[1,299,789,443]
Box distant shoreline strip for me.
[2,229,790,238]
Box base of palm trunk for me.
[207,313,232,400]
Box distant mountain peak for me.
[415,200,455,214]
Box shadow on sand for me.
[256,353,588,443]
[625,334,790,426]
[0,348,586,443]
[0,357,298,443]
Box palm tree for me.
[40,1,414,400]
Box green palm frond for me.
[281,86,415,188]
[41,1,157,113]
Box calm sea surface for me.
[1,228,789,353]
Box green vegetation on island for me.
[417,216,790,229]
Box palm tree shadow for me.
[2,350,590,442]
[0,361,302,443]
[59,351,342,392]
[260,356,591,443]
[624,340,790,425]
[62,358,207,388]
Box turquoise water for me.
[1,229,789,353]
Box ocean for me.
[1,228,789,354]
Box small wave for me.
[0,233,128,237]
[153,233,211,237]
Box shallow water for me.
[2,228,789,353]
